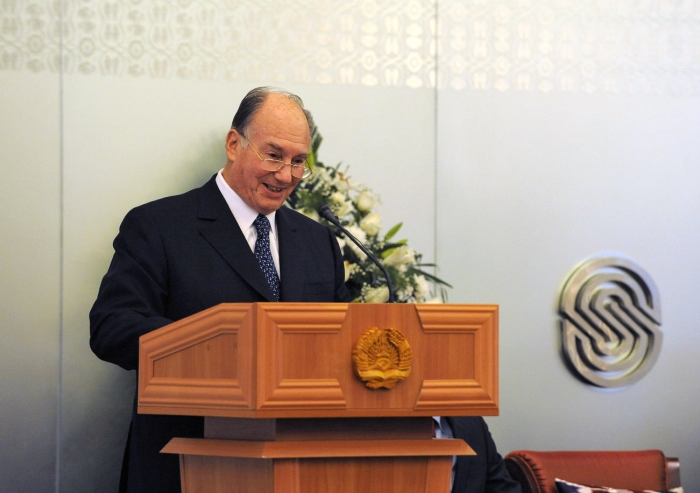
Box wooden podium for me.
[138,302,499,493]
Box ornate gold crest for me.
[352,327,412,389]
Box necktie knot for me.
[253,214,270,235]
[253,214,280,301]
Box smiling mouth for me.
[264,184,283,193]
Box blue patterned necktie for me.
[253,214,280,301]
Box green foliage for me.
[286,129,451,303]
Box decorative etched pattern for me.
[0,0,436,87]
[438,0,700,95]
[1,0,698,95]
[558,255,662,388]
[0,0,61,72]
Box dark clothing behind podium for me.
[448,417,522,493]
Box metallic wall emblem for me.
[558,255,662,388]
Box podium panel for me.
[139,303,498,493]
[139,303,498,418]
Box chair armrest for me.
[666,457,681,489]
[505,456,538,493]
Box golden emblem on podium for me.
[352,327,412,389]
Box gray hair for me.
[231,87,315,142]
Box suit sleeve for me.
[480,419,522,493]
[450,417,522,493]
[89,208,173,371]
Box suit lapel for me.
[196,176,276,301]
[277,207,305,301]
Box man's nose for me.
[274,163,294,183]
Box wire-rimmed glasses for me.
[240,135,312,179]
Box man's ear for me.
[225,129,240,161]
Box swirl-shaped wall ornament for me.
[558,255,662,388]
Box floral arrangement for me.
[286,130,451,303]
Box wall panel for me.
[436,3,700,488]
[0,71,61,492]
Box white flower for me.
[364,285,390,303]
[334,177,350,192]
[330,191,353,217]
[344,261,352,282]
[359,211,382,236]
[383,245,415,272]
[396,286,414,301]
[344,226,368,260]
[315,167,331,184]
[348,179,363,191]
[425,297,443,303]
[355,190,377,212]
[413,274,430,302]
[331,191,346,204]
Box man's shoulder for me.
[126,176,216,220]
[279,205,333,234]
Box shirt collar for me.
[215,170,277,236]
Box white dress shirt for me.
[434,416,457,491]
[215,170,280,278]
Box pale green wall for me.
[436,90,700,467]
[1,1,698,492]
[0,71,61,491]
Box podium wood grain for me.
[164,437,472,493]
[139,303,498,417]
[138,302,498,493]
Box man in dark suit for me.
[440,417,522,493]
[90,87,350,493]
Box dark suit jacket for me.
[448,417,522,493]
[90,176,350,493]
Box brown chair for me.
[504,449,681,493]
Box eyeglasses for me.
[240,135,312,179]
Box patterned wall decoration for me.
[438,0,700,95]
[558,255,662,388]
[0,0,436,88]
[1,0,699,95]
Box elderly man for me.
[90,87,350,493]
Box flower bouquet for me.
[286,129,451,303]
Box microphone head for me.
[317,204,336,222]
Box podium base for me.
[163,437,472,493]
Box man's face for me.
[222,94,311,215]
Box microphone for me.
[318,204,396,303]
